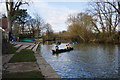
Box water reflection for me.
[39,43,119,78]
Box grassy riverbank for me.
[3,71,45,80]
[3,44,45,79]
[3,44,17,54]
[9,49,36,63]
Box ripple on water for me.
[40,44,119,78]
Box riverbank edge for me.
[34,43,62,79]
[2,43,45,79]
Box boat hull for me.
[52,48,73,53]
[21,39,36,43]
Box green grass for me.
[3,71,45,80]
[9,49,36,63]
[3,45,17,54]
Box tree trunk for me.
[8,17,12,33]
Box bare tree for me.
[105,1,120,14]
[89,1,119,34]
[87,0,119,42]
[26,15,45,38]
[6,0,28,33]
[33,13,44,38]
[67,13,93,42]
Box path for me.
[5,62,40,73]
[35,53,61,78]
[2,42,61,79]
[2,42,37,77]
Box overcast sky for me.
[0,0,89,32]
[25,1,89,32]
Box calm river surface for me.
[39,43,119,78]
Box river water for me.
[39,43,119,78]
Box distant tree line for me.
[4,0,120,43]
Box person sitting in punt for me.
[66,44,71,49]
[55,45,59,50]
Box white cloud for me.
[26,1,79,32]
[0,1,79,32]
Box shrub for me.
[19,33,33,40]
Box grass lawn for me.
[9,49,36,63]
[3,71,45,80]
[3,45,17,54]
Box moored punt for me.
[69,42,78,44]
[21,39,36,43]
[52,47,73,53]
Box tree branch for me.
[6,2,9,11]
[105,2,120,14]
